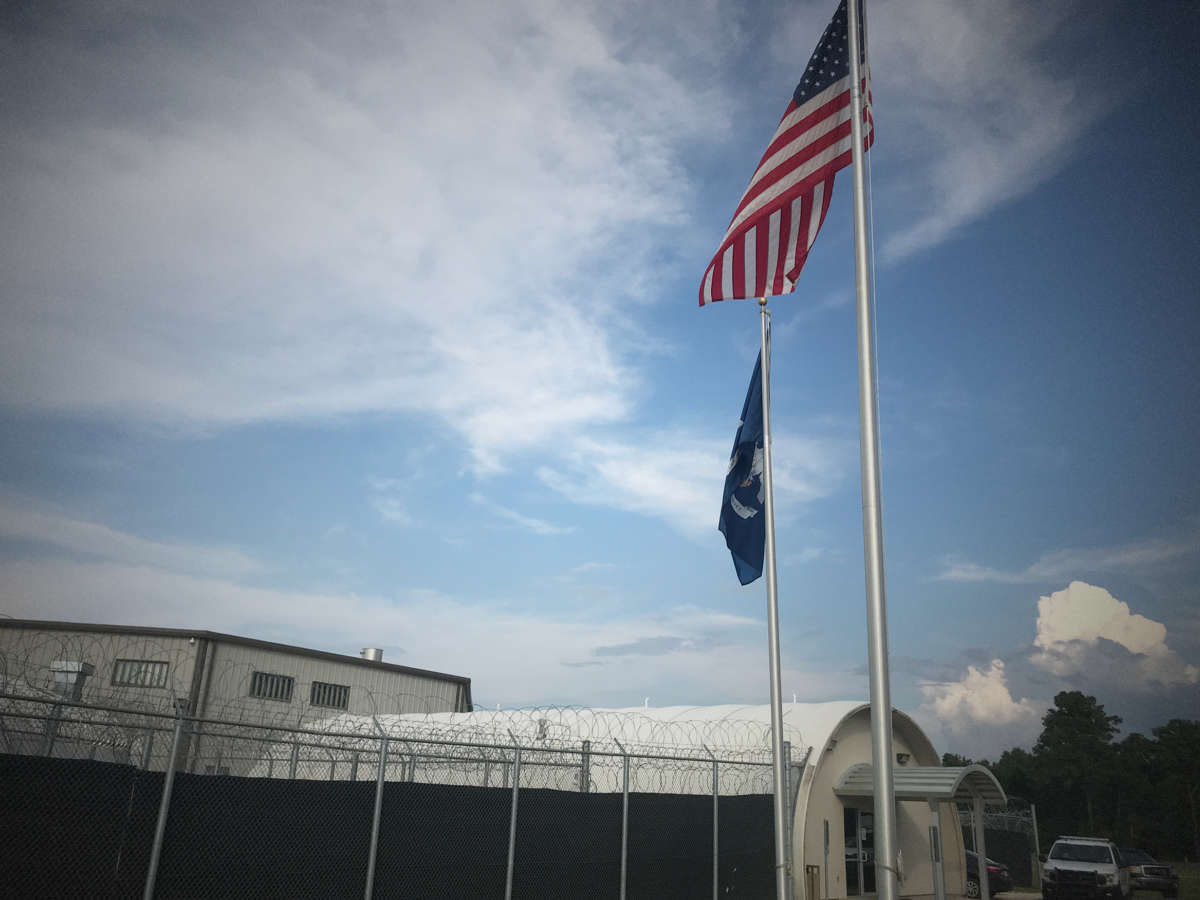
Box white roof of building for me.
[836,762,1006,804]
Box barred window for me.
[249,671,294,702]
[310,681,350,709]
[112,659,169,689]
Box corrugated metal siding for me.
[202,641,462,721]
[835,763,1006,803]
[0,625,200,712]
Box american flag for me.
[699,0,873,305]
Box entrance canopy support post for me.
[928,799,946,900]
[973,794,991,900]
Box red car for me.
[966,850,1014,896]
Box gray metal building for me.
[0,618,472,726]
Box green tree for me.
[991,747,1040,803]
[943,752,975,767]
[1033,691,1120,835]
[1153,719,1200,860]
[1112,732,1158,849]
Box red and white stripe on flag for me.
[699,71,873,306]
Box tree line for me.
[942,691,1199,862]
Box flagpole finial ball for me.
[758,295,767,307]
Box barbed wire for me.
[957,804,1036,835]
[0,691,781,795]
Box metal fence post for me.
[505,733,522,900]
[288,740,299,780]
[143,702,187,900]
[1030,803,1041,889]
[141,727,155,771]
[704,744,718,900]
[616,740,629,900]
[364,733,388,900]
[580,739,591,793]
[41,701,64,757]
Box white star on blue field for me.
[1,0,1197,758]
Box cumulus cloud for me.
[917,660,1043,760]
[1031,581,1200,690]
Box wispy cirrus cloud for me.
[843,0,1103,261]
[538,430,850,540]
[469,493,573,536]
[0,0,732,474]
[0,496,260,579]
[935,532,1199,584]
[0,556,848,708]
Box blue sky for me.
[1,0,1197,759]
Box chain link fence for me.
[1,692,794,898]
[959,801,1039,887]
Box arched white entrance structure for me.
[790,703,1004,900]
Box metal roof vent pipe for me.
[360,648,383,663]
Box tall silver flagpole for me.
[844,3,899,900]
[758,297,789,900]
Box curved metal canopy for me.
[834,764,1006,804]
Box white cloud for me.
[935,533,1199,583]
[861,0,1102,260]
[0,0,727,472]
[916,660,1043,760]
[1032,581,1200,689]
[469,493,573,536]
[569,561,614,575]
[370,497,414,526]
[538,430,849,539]
[934,559,1029,584]
[0,498,260,579]
[0,557,854,708]
[784,547,826,567]
[0,0,1112,479]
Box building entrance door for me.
[844,807,876,895]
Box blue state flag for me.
[719,353,766,585]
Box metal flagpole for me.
[758,297,789,900]
[844,3,898,900]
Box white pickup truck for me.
[1041,836,1130,900]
